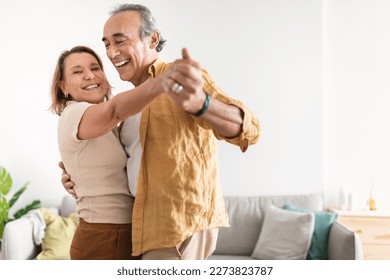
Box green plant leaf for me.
[0,195,10,240]
[0,165,13,195]
[13,200,41,220]
[0,195,9,222]
[0,165,41,243]
[8,181,30,208]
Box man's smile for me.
[115,59,130,67]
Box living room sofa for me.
[1,194,363,260]
[0,195,77,260]
[208,194,363,260]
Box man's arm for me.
[193,94,243,138]
[166,48,259,142]
[58,161,77,199]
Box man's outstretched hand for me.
[164,48,206,115]
[58,161,77,199]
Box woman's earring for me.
[64,92,69,98]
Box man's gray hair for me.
[110,4,166,52]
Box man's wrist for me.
[192,93,211,117]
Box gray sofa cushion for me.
[251,204,315,260]
[214,197,263,255]
[214,194,323,256]
[284,203,338,259]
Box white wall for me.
[0,0,324,211]
[324,0,390,209]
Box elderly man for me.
[62,3,260,260]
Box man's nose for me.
[107,46,120,59]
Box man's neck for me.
[132,69,150,87]
[131,56,159,87]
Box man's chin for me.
[117,67,136,83]
[118,72,131,82]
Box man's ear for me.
[149,32,160,50]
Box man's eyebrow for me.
[101,33,128,42]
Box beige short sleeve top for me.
[58,101,133,224]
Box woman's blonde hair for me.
[49,46,111,116]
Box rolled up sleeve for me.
[195,69,261,152]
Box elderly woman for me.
[50,45,168,259]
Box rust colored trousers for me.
[70,219,141,260]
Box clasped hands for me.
[163,48,208,115]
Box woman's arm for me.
[77,76,163,140]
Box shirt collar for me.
[148,59,168,78]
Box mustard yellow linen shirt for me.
[131,59,261,255]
